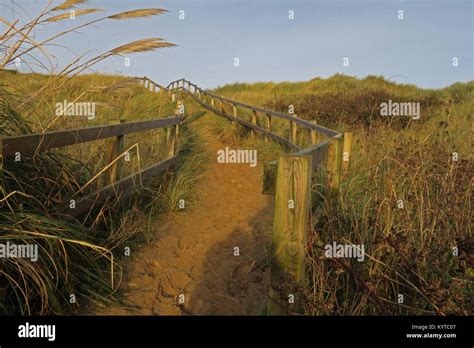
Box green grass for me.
[0,71,208,314]
[1,71,472,315]
[214,74,473,315]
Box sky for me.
[1,0,473,89]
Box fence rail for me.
[189,88,300,151]
[168,77,352,315]
[61,156,179,217]
[1,81,182,218]
[0,116,181,156]
[2,74,352,314]
[168,78,340,138]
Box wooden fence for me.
[168,77,353,315]
[1,74,352,314]
[1,77,182,218]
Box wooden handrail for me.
[167,76,352,315]
[190,89,300,151]
[61,155,179,217]
[171,78,340,138]
[262,140,331,194]
[1,75,183,219]
[136,76,169,91]
[1,116,181,156]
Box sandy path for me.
[102,116,274,315]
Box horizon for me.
[3,68,471,91]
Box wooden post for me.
[267,155,312,315]
[211,98,215,108]
[251,110,258,138]
[309,120,318,146]
[153,83,157,93]
[166,124,179,158]
[232,105,238,118]
[342,132,353,174]
[289,114,297,144]
[106,118,125,185]
[167,103,183,158]
[265,113,272,143]
[232,104,237,125]
[327,134,343,191]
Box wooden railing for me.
[168,77,353,315]
[1,78,182,218]
[1,74,352,314]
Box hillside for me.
[1,72,472,315]
[213,74,473,315]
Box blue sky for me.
[1,0,473,89]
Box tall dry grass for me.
[214,74,473,315]
[0,1,207,315]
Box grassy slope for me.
[1,71,472,315]
[214,74,473,315]
[0,71,208,314]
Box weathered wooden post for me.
[232,104,238,118]
[265,113,272,143]
[251,110,258,139]
[268,155,312,315]
[309,120,318,146]
[289,114,298,144]
[166,125,176,157]
[232,104,238,125]
[106,118,125,185]
[342,132,353,174]
[327,134,344,191]
[167,101,183,158]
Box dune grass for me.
[214,74,473,315]
[0,73,209,314]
